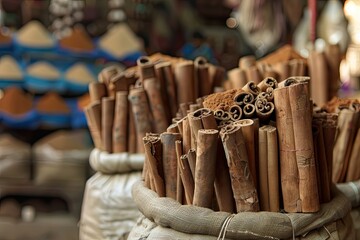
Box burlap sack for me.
[0,134,31,181]
[128,181,355,240]
[33,130,92,186]
[79,149,144,240]
[89,148,144,174]
[337,180,360,239]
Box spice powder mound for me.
[203,89,243,111]
[59,26,95,52]
[36,92,70,114]
[0,55,23,80]
[0,87,33,116]
[65,63,96,84]
[27,61,60,80]
[17,20,54,47]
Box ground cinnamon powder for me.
[36,92,70,114]
[322,96,360,113]
[259,44,306,65]
[203,89,243,111]
[59,26,95,52]
[0,87,33,116]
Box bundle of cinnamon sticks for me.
[319,97,360,183]
[226,44,342,108]
[84,53,225,153]
[144,75,340,214]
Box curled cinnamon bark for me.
[242,81,260,96]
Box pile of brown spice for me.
[77,93,90,110]
[17,21,54,48]
[322,96,360,113]
[59,26,95,52]
[36,92,70,114]
[0,87,33,116]
[258,44,306,65]
[203,89,243,111]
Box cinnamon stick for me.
[234,91,254,107]
[137,56,156,82]
[188,108,217,149]
[127,107,137,153]
[108,72,127,97]
[143,138,165,197]
[195,56,211,98]
[308,51,328,106]
[257,77,278,92]
[234,119,257,187]
[220,123,259,212]
[167,123,179,133]
[155,62,177,120]
[101,97,115,153]
[273,61,290,81]
[193,129,219,208]
[242,81,260,96]
[324,44,341,99]
[143,78,168,133]
[229,104,242,121]
[258,126,270,211]
[345,129,360,182]
[128,87,153,153]
[161,132,182,200]
[243,104,256,118]
[255,98,275,122]
[333,109,360,183]
[89,82,107,103]
[175,140,184,204]
[312,121,331,203]
[174,61,195,104]
[266,126,280,212]
[228,68,247,89]
[239,55,256,69]
[214,138,235,213]
[288,83,319,212]
[187,149,196,179]
[181,117,192,154]
[273,86,300,213]
[112,91,128,153]
[245,66,262,85]
[84,103,102,149]
[179,154,195,204]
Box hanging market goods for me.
[0,55,23,80]
[36,92,70,114]
[84,53,225,154]
[319,97,360,183]
[59,26,95,52]
[98,23,143,58]
[64,63,96,84]
[16,21,55,48]
[27,61,61,80]
[225,44,342,107]
[0,87,33,116]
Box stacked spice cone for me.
[225,44,342,108]
[141,75,350,214]
[84,53,225,154]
